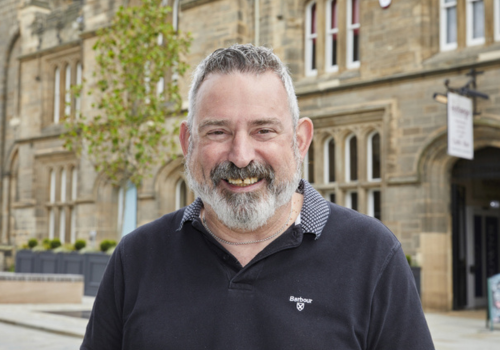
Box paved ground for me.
[1,298,500,349]
[0,322,82,350]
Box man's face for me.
[181,71,302,231]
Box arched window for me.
[53,67,60,123]
[305,1,317,76]
[304,140,315,183]
[75,63,82,117]
[70,168,78,243]
[323,137,335,183]
[64,64,71,117]
[367,131,381,181]
[175,178,188,210]
[49,169,56,239]
[326,0,338,72]
[345,133,358,181]
[347,0,360,68]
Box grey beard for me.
[185,140,302,231]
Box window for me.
[326,0,339,72]
[346,191,358,211]
[305,1,318,76]
[368,189,381,220]
[367,131,381,181]
[75,63,82,117]
[328,193,336,203]
[440,0,458,51]
[53,67,60,123]
[118,181,137,237]
[64,65,71,117]
[70,168,77,242]
[345,134,358,181]
[496,0,500,41]
[49,170,56,239]
[175,178,188,210]
[467,0,485,46]
[347,0,360,68]
[324,137,335,183]
[47,166,77,243]
[304,140,315,183]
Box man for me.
[81,44,435,350]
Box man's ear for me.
[179,121,191,157]
[296,117,314,159]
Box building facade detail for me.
[0,0,499,312]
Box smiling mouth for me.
[225,177,260,187]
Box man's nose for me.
[227,133,256,169]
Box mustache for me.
[210,161,275,185]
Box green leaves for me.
[63,0,191,187]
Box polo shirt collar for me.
[178,179,330,238]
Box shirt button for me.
[222,255,229,261]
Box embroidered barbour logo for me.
[289,296,312,311]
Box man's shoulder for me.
[322,202,399,251]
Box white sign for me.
[447,92,474,160]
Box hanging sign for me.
[379,0,391,9]
[447,92,474,160]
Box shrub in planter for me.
[74,239,86,251]
[50,238,62,249]
[100,240,117,252]
[28,239,38,249]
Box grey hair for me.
[187,44,299,131]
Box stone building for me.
[1,0,499,311]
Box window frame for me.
[175,178,188,210]
[367,131,381,182]
[496,0,500,42]
[345,133,358,182]
[75,63,82,118]
[466,0,485,46]
[440,0,458,51]
[326,0,339,73]
[305,1,318,77]
[347,0,360,69]
[64,64,72,117]
[345,190,358,211]
[367,189,381,220]
[323,136,336,183]
[53,67,60,123]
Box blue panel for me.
[121,181,137,237]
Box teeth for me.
[227,177,258,186]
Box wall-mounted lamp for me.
[433,93,448,105]
[491,200,500,209]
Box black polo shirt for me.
[81,180,434,350]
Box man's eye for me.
[208,130,225,135]
[258,129,272,134]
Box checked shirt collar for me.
[178,179,330,239]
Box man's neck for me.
[202,193,304,267]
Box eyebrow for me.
[249,118,283,127]
[198,119,230,132]
[197,117,284,132]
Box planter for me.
[411,266,421,297]
[15,250,111,296]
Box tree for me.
[63,0,191,186]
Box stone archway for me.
[417,123,500,311]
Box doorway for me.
[451,147,500,310]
